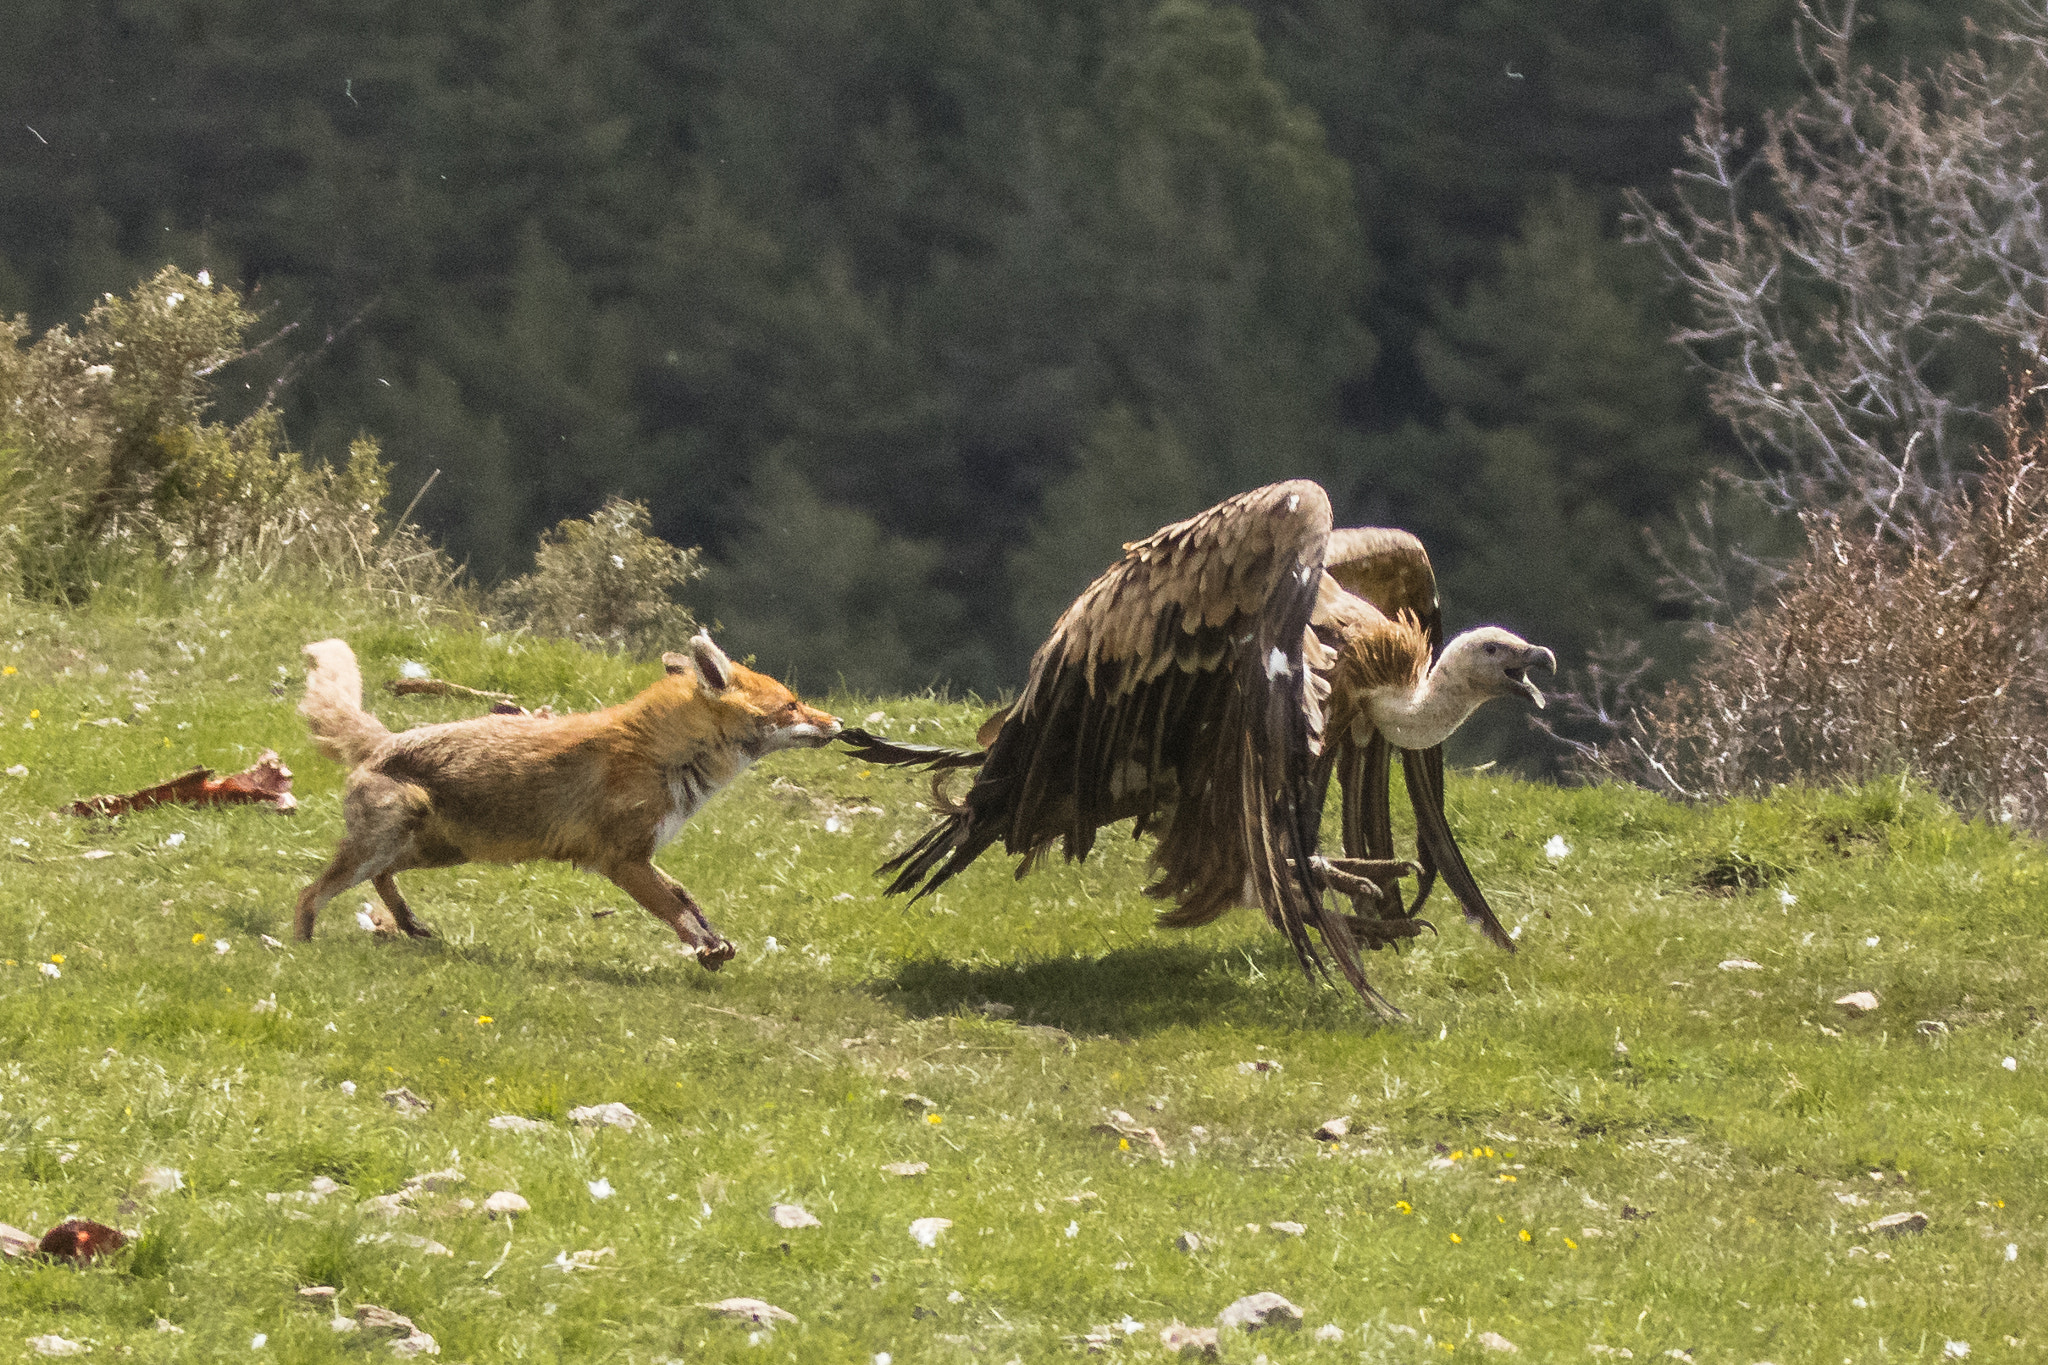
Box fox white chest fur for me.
[652,760,738,850]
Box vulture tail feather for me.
[1400,748,1513,952]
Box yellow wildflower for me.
[28,709,39,719]
[191,932,206,944]
[1395,1200,1412,1215]
[1448,1233,1462,1244]
[49,954,63,965]
[926,1113,943,1126]
[1118,1138,1130,1151]
[1565,1237,1579,1250]
[2,665,15,675]
[1519,1228,1531,1243]
[476,1015,494,1025]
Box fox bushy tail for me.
[300,639,391,769]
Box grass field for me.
[1,588,2044,1363]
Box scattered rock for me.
[484,1191,530,1218]
[403,1168,465,1197]
[155,1318,184,1333]
[356,1306,419,1338]
[39,1218,127,1262]
[1718,959,1764,972]
[382,1087,431,1116]
[358,1194,411,1218]
[1268,1221,1306,1237]
[772,1203,821,1229]
[488,1114,549,1132]
[1217,1292,1303,1330]
[1865,1211,1930,1236]
[1478,1331,1519,1353]
[909,1217,953,1247]
[1835,991,1880,1015]
[552,1247,615,1271]
[900,1093,937,1112]
[1313,1116,1350,1141]
[1175,1230,1203,1253]
[975,1002,1015,1018]
[1236,1059,1283,1074]
[389,1331,440,1358]
[26,1336,88,1357]
[1917,1020,1950,1037]
[0,1223,39,1258]
[1314,1323,1345,1343]
[881,1162,929,1178]
[568,1102,641,1130]
[704,1298,799,1325]
[1160,1323,1221,1356]
[299,1286,338,1301]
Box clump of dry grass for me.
[1576,382,2048,829]
[487,497,701,657]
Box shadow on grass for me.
[885,939,1393,1038]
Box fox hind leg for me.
[294,840,379,941]
[372,873,434,939]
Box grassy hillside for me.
[1,589,2044,1362]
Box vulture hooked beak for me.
[1504,646,1558,709]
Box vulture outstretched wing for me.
[876,479,1393,1009]
[1320,528,1513,952]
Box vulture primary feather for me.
[839,480,1555,1015]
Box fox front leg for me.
[651,866,737,969]
[606,862,737,970]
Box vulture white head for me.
[1356,624,1556,752]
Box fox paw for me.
[693,938,737,971]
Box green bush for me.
[0,267,461,613]
[487,496,701,657]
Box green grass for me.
[2,587,2045,1363]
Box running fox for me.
[294,634,840,965]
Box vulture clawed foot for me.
[1307,855,1419,903]
[1343,913,1436,951]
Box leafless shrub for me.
[1626,0,2048,583]
[1579,380,2048,829]
[488,498,701,657]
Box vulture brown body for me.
[843,479,1534,1014]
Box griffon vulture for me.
[838,480,1555,1014]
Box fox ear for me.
[688,633,734,691]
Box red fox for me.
[294,634,840,965]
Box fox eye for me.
[1483,643,1498,656]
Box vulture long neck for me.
[1360,662,1490,752]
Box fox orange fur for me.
[294,634,840,965]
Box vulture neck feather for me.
[1360,662,1492,752]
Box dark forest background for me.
[0,0,1987,744]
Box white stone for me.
[484,1191,530,1217]
[704,1299,798,1325]
[1478,1331,1518,1353]
[1835,991,1879,1014]
[488,1113,548,1132]
[1313,1116,1349,1141]
[1217,1292,1303,1330]
[771,1203,820,1229]
[909,1217,952,1247]
[568,1102,640,1130]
